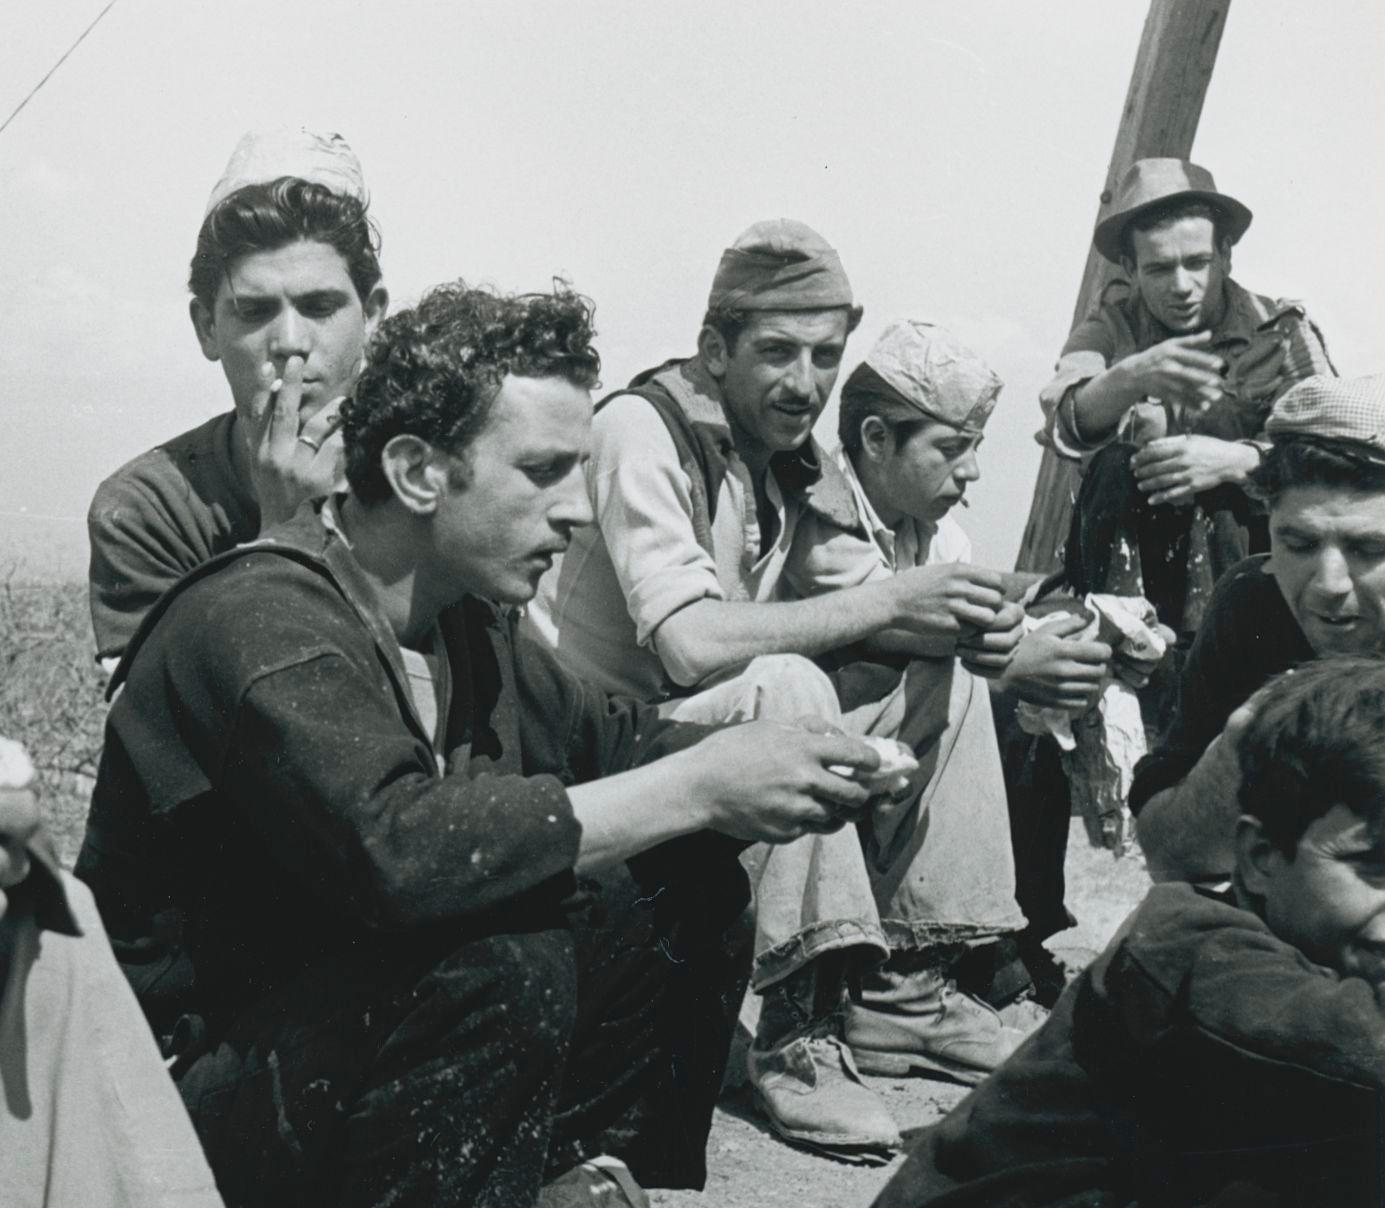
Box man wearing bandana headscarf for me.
[526,222,1032,1155]
[86,127,390,671]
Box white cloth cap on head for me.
[205,127,366,216]
[861,320,1002,433]
[1265,373,1385,451]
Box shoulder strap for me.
[597,378,729,556]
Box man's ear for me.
[1119,253,1138,282]
[859,415,893,464]
[1217,238,1234,276]
[1234,814,1283,898]
[698,326,729,379]
[189,298,220,363]
[363,284,389,340]
[380,434,451,516]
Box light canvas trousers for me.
[660,654,1024,991]
[1,872,224,1208]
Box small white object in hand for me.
[831,735,918,794]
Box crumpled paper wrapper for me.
[1016,594,1168,855]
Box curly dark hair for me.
[1249,436,1385,508]
[341,280,600,505]
[1237,658,1385,857]
[188,177,382,309]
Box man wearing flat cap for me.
[86,127,388,669]
[528,223,1029,1153]
[1130,373,1385,882]
[1040,158,1335,645]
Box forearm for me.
[1070,362,1140,441]
[568,745,711,872]
[654,582,900,687]
[1137,735,1241,882]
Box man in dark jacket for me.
[872,656,1385,1208]
[77,281,884,1208]
[1131,373,1385,882]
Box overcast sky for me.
[2,0,1381,578]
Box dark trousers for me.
[177,848,752,1208]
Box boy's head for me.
[339,281,600,604]
[1235,657,1385,984]
[188,130,388,427]
[840,320,1001,525]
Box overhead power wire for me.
[0,0,121,140]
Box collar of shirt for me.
[1131,277,1301,354]
[831,445,939,571]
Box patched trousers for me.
[661,654,1024,991]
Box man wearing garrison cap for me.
[1130,373,1385,882]
[86,127,389,668]
[527,223,1029,1154]
[1039,158,1335,646]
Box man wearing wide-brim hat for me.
[525,221,1030,1155]
[1039,157,1335,644]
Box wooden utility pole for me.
[1015,0,1232,573]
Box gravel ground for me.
[650,819,1151,1208]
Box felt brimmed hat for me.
[1093,158,1252,264]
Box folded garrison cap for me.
[855,320,1002,433]
[206,126,366,216]
[1266,374,1385,451]
[707,218,854,312]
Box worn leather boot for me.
[845,947,1034,1085]
[748,953,901,1155]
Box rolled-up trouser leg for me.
[848,658,1025,952]
[659,654,889,991]
[548,842,753,1189]
[177,924,578,1208]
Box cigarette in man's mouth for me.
[959,497,971,508]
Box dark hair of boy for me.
[188,177,383,310]
[1237,656,1385,856]
[837,361,936,456]
[341,281,601,505]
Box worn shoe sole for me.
[848,1045,989,1086]
[751,1089,900,1158]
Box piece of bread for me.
[831,735,918,794]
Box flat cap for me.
[853,320,1002,433]
[206,126,366,216]
[707,218,854,313]
[1265,373,1385,450]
